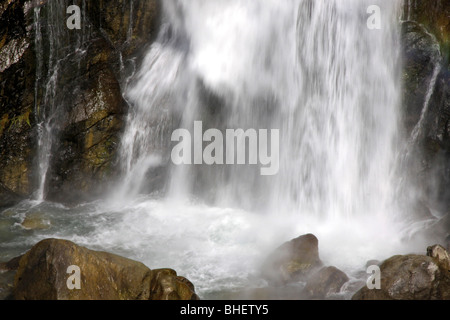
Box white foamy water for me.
[0,195,426,299]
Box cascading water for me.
[119,0,409,267]
[33,0,87,201]
[2,0,436,300]
[60,0,428,299]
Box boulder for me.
[11,238,198,300]
[352,253,450,300]
[261,234,323,284]
[427,244,450,272]
[303,266,349,299]
[0,255,22,273]
[150,269,199,301]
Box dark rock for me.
[0,255,26,300]
[0,270,15,300]
[45,38,128,203]
[0,0,35,197]
[303,266,349,299]
[403,0,450,64]
[401,1,450,216]
[0,0,161,203]
[85,0,160,58]
[12,238,198,300]
[0,183,22,209]
[352,254,450,300]
[401,21,441,136]
[261,234,323,285]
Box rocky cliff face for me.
[0,0,35,200]
[0,0,160,204]
[401,0,450,220]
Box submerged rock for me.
[261,233,323,284]
[303,266,349,299]
[11,238,198,300]
[352,248,450,300]
[20,213,51,230]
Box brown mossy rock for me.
[261,234,323,284]
[150,269,199,301]
[427,244,450,272]
[303,266,349,299]
[352,254,450,300]
[46,39,128,203]
[0,0,161,204]
[12,239,198,300]
[41,0,160,203]
[85,0,160,57]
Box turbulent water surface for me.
[0,0,436,299]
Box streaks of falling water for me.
[121,0,404,222]
[33,0,86,201]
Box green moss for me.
[7,109,31,131]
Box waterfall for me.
[121,0,403,219]
[33,0,86,201]
[6,0,436,299]
[34,1,67,201]
[5,0,449,302]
